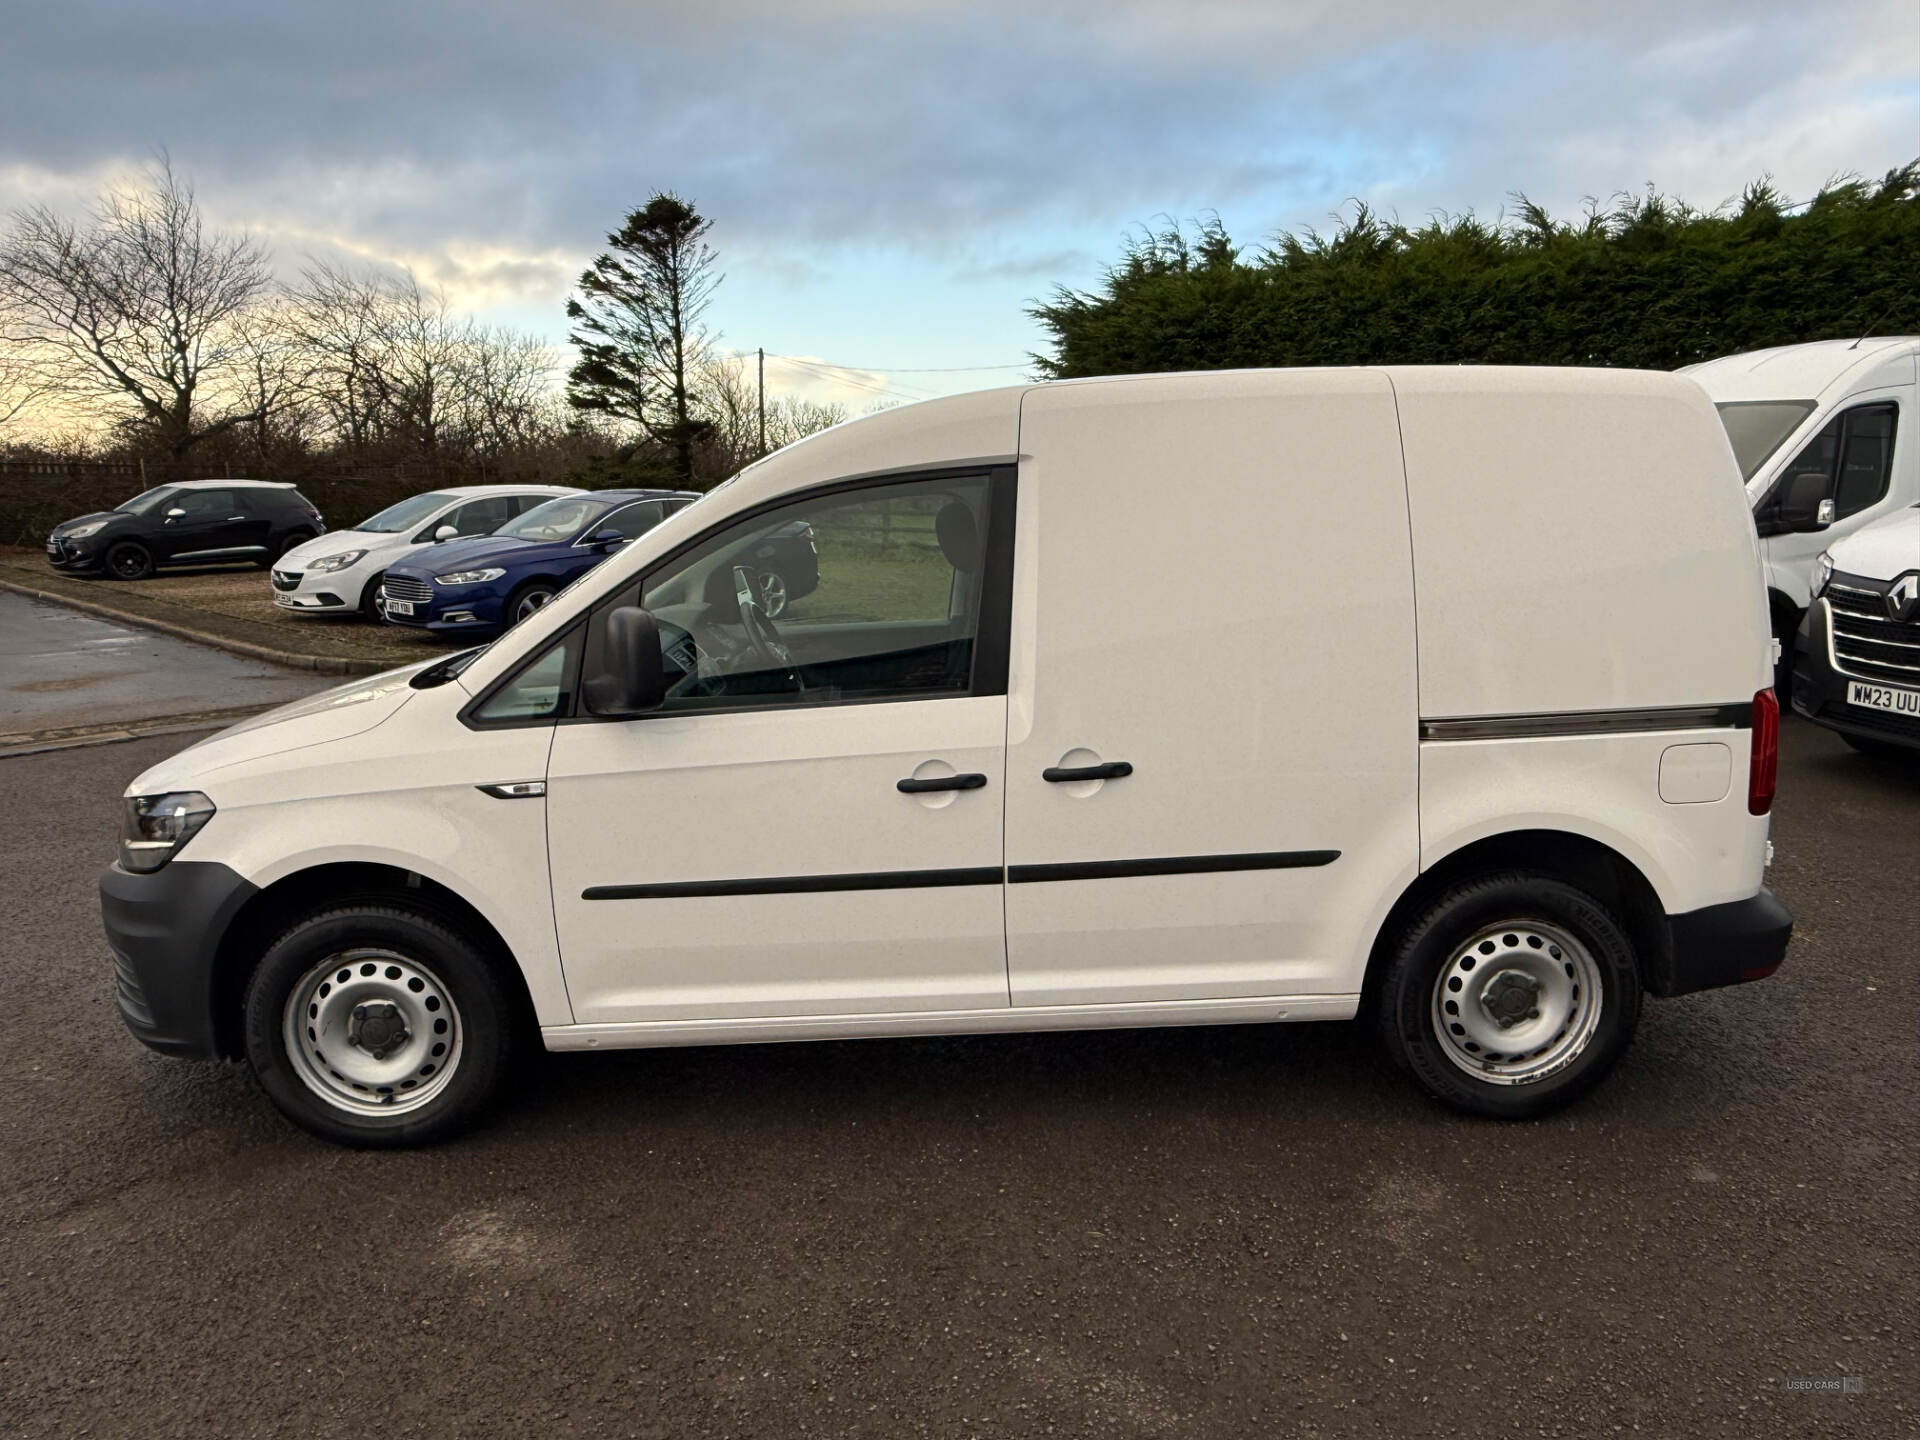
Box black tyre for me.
[1376,872,1642,1119]
[105,540,155,581]
[506,581,557,627]
[359,571,388,622]
[242,904,516,1147]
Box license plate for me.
[386,599,415,616]
[1847,679,1920,717]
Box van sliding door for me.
[1002,371,1419,1007]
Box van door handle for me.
[1042,761,1133,783]
[897,773,988,794]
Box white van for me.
[272,484,582,619]
[1683,338,1917,669]
[101,368,1791,1146]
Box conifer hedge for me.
[1032,165,1920,376]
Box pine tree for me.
[566,193,720,486]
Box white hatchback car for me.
[271,485,581,619]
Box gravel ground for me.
[1,718,1914,1438]
[0,547,452,665]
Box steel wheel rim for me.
[1430,920,1603,1085]
[515,589,552,622]
[759,572,788,617]
[282,948,464,1116]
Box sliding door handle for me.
[1042,761,1133,783]
[897,772,988,794]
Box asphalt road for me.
[2,718,1914,1438]
[0,592,327,736]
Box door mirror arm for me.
[582,606,665,717]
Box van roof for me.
[1679,337,1920,403]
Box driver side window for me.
[631,473,1002,714]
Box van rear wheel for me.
[242,904,515,1147]
[1376,873,1641,1119]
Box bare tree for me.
[455,324,560,461]
[697,351,847,476]
[287,261,395,452]
[0,158,272,468]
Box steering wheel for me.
[732,565,801,685]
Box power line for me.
[767,355,937,405]
[766,354,1032,375]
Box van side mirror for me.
[582,606,664,717]
[1772,472,1834,533]
[434,524,459,541]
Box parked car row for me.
[43,478,825,640]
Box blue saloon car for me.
[379,489,697,633]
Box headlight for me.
[63,520,108,540]
[434,568,506,586]
[1812,552,1834,599]
[306,549,367,573]
[120,792,216,873]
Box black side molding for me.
[585,849,1342,899]
[584,867,1003,901]
[1420,703,1753,742]
[1008,850,1338,884]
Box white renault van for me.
[1683,338,1917,670]
[1790,501,1920,756]
[101,368,1791,1146]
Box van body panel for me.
[1004,370,1419,1004]
[1417,729,1769,914]
[546,696,1011,1023]
[1391,366,1770,719]
[155,687,576,1027]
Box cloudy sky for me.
[4,0,1916,406]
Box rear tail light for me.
[1748,687,1779,816]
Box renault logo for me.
[1889,574,1920,623]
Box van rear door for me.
[1003,371,1419,1007]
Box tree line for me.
[0,163,843,500]
[1032,163,1920,377]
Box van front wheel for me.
[242,904,515,1147]
[1376,873,1641,1119]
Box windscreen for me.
[1715,401,1817,481]
[357,491,458,533]
[497,495,617,543]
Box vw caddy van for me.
[101,368,1792,1146]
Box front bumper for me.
[46,537,106,572]
[1791,600,1920,751]
[100,860,258,1059]
[1649,889,1792,997]
[271,565,363,614]
[381,584,508,632]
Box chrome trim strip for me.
[172,545,267,559]
[1420,703,1751,742]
